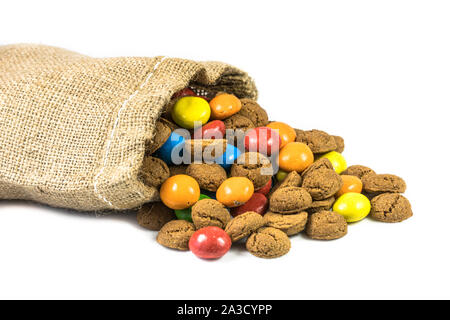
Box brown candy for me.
[302,159,343,200]
[308,197,335,214]
[237,98,269,127]
[264,211,308,236]
[370,193,413,223]
[231,152,273,190]
[301,158,334,178]
[137,202,175,231]
[306,211,348,240]
[269,187,312,214]
[341,165,375,180]
[225,211,265,242]
[147,120,172,154]
[191,199,231,229]
[223,114,255,131]
[184,139,227,162]
[246,227,291,259]
[268,171,302,198]
[169,165,188,177]
[156,220,195,251]
[362,174,406,194]
[140,156,170,187]
[186,163,227,192]
[333,135,345,153]
[295,129,337,154]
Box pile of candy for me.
[137,88,413,259]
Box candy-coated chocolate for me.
[189,226,231,259]
[336,175,363,197]
[333,193,371,223]
[278,142,314,172]
[171,96,211,129]
[231,193,268,217]
[175,194,211,222]
[156,132,185,165]
[192,120,225,139]
[216,177,254,207]
[172,88,195,99]
[266,122,296,148]
[319,151,347,174]
[209,93,242,120]
[244,127,281,156]
[256,179,272,196]
[276,170,288,182]
[216,143,241,170]
[160,175,200,210]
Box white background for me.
[1,0,449,300]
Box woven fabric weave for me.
[0,44,257,211]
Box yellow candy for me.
[171,97,211,129]
[333,193,371,222]
[319,151,347,174]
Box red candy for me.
[244,127,281,156]
[193,120,226,139]
[189,226,231,259]
[231,193,269,217]
[172,88,196,99]
[255,179,272,196]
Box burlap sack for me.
[0,44,257,211]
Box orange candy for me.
[216,177,254,207]
[209,93,242,120]
[266,122,296,148]
[278,142,314,172]
[160,175,200,210]
[336,175,363,197]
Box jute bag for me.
[0,44,257,211]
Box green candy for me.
[175,194,211,222]
[276,170,288,182]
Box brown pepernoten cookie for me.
[231,152,273,190]
[362,174,406,194]
[237,98,269,127]
[223,114,255,131]
[159,117,180,132]
[341,165,375,180]
[246,227,291,258]
[184,139,227,162]
[264,211,308,236]
[308,197,335,214]
[147,120,172,155]
[156,220,195,251]
[306,211,348,240]
[370,193,413,223]
[169,165,188,177]
[269,187,312,214]
[295,129,337,154]
[137,202,175,231]
[268,171,302,198]
[186,163,227,192]
[225,211,265,242]
[302,159,343,200]
[191,199,231,229]
[333,136,345,153]
[140,156,170,187]
[301,158,334,178]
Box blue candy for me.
[216,144,241,170]
[156,132,185,165]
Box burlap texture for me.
[0,44,257,211]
